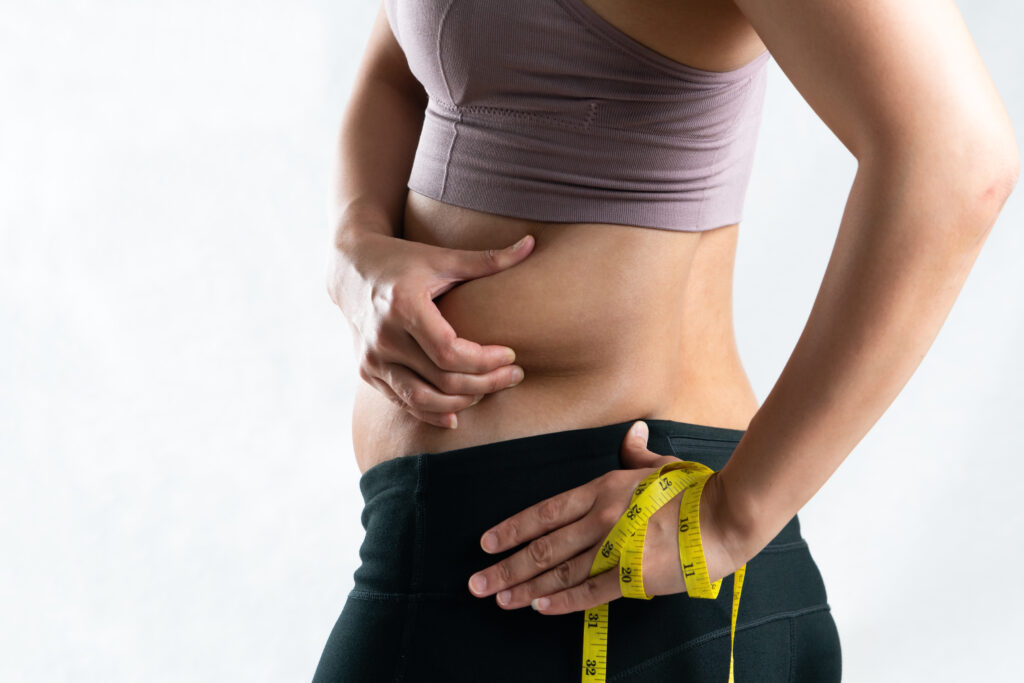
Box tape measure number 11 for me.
[581,460,747,683]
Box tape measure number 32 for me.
[581,460,747,683]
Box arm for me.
[715,0,1020,563]
[326,2,533,428]
[327,1,427,246]
[463,0,1019,614]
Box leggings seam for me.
[391,457,428,683]
[609,603,832,681]
[788,611,796,682]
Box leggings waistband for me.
[351,418,802,597]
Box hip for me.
[315,418,841,682]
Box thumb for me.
[620,420,679,470]
[439,234,535,282]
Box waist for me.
[350,191,760,471]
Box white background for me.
[2,1,1022,681]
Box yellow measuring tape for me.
[581,460,747,682]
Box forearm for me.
[718,152,1017,561]
[329,73,426,248]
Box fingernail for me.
[448,414,458,429]
[497,590,511,606]
[510,234,530,250]
[502,348,516,364]
[469,574,487,594]
[481,531,498,552]
[632,421,647,440]
[470,395,484,406]
[531,597,550,611]
[507,366,525,387]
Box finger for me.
[620,420,680,470]
[436,234,535,282]
[404,297,517,374]
[391,332,525,397]
[491,545,596,610]
[532,567,622,615]
[479,483,596,554]
[365,374,458,429]
[383,362,487,414]
[468,517,604,599]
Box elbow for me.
[857,130,1018,254]
[925,133,1016,239]
[964,144,1018,242]
[990,147,1019,207]
[977,135,1019,208]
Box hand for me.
[326,228,535,428]
[467,420,747,614]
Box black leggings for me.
[312,418,842,682]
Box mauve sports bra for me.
[384,0,772,232]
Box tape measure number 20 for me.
[580,460,747,683]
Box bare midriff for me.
[351,190,761,473]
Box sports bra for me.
[384,0,772,232]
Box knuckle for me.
[526,536,552,567]
[357,364,372,383]
[374,333,395,358]
[606,469,630,486]
[553,560,573,589]
[394,381,415,406]
[434,339,458,368]
[504,518,522,546]
[597,504,623,527]
[360,348,379,371]
[537,497,561,525]
[497,560,513,584]
[389,286,415,320]
[481,248,500,268]
[595,471,617,492]
[582,577,600,600]
[433,372,459,395]
[406,385,428,408]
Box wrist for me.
[703,467,772,567]
[331,202,398,248]
[326,228,395,312]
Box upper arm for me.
[732,0,1018,182]
[353,1,428,107]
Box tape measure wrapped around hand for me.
[581,460,747,683]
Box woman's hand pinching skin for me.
[467,420,749,614]
[327,229,535,429]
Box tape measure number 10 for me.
[581,460,747,683]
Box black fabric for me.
[312,418,842,682]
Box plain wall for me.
[1,1,1021,680]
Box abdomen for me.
[350,190,758,472]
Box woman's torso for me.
[352,0,767,473]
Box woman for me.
[316,0,1018,680]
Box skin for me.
[327,0,1018,619]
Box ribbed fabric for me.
[384,0,772,232]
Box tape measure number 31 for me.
[581,460,747,683]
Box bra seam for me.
[435,0,457,104]
[697,72,755,226]
[431,97,713,142]
[553,0,769,83]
